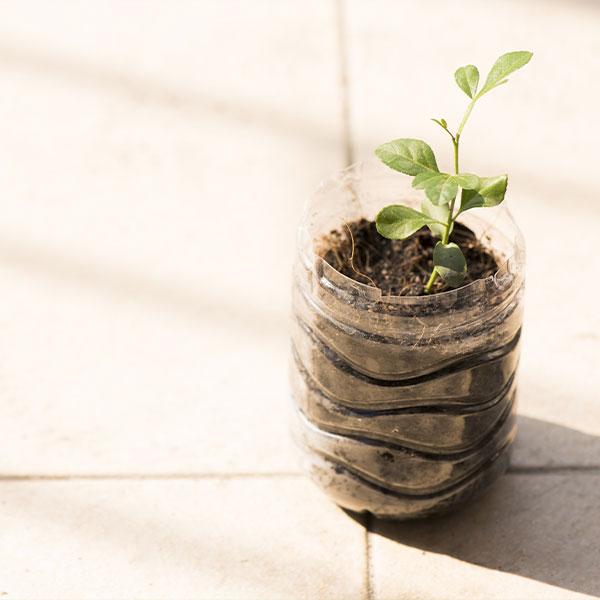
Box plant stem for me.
[443,137,460,243]
[423,266,439,293]
[456,98,476,138]
[453,135,460,175]
[424,130,462,294]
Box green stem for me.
[424,97,478,294]
[424,133,462,294]
[453,136,460,175]
[456,98,476,138]
[423,268,439,293]
[443,138,460,242]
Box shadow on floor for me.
[0,37,338,151]
[354,416,600,597]
[0,235,288,341]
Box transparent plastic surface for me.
[290,161,525,519]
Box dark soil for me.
[320,219,498,296]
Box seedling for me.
[375,51,532,293]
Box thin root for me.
[344,222,377,288]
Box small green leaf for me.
[436,177,459,206]
[431,118,455,141]
[376,205,439,240]
[455,65,479,98]
[421,197,450,238]
[431,118,449,133]
[453,173,480,190]
[479,51,533,96]
[375,138,439,176]
[460,175,508,213]
[433,242,467,288]
[412,171,445,189]
[412,171,447,204]
[412,172,458,206]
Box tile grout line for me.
[365,512,374,600]
[3,465,600,482]
[508,465,600,475]
[334,0,354,167]
[0,472,305,482]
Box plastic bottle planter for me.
[290,161,525,519]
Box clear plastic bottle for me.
[290,161,525,519]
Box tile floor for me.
[0,1,598,598]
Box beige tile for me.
[0,278,299,475]
[509,187,600,467]
[0,1,344,473]
[369,473,600,600]
[344,0,600,467]
[0,476,366,600]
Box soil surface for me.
[320,219,498,296]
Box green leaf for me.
[460,175,508,213]
[431,117,448,130]
[412,172,458,206]
[421,197,450,238]
[412,171,445,188]
[435,177,459,206]
[479,51,533,96]
[433,242,467,288]
[375,138,439,176]
[376,205,440,240]
[455,65,479,98]
[453,173,480,190]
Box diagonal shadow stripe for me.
[0,235,288,339]
[0,38,341,149]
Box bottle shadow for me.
[353,416,600,597]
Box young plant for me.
[375,50,532,293]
